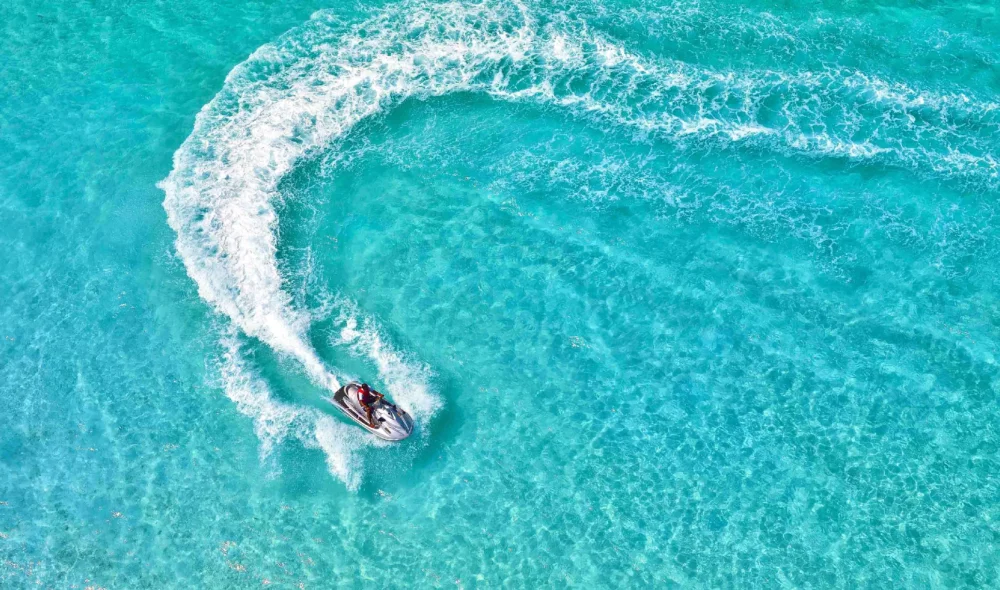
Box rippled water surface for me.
[3,0,1000,587]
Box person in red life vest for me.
[357,383,384,428]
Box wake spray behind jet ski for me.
[330,382,414,441]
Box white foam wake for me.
[332,300,440,423]
[218,328,367,488]
[160,0,999,486]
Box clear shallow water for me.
[2,0,1000,587]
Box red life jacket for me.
[358,387,378,407]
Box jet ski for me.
[331,382,414,441]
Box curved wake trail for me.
[159,0,999,486]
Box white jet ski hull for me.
[331,382,414,441]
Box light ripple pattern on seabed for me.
[1,0,1000,587]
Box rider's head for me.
[360,383,370,393]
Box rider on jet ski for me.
[357,383,384,428]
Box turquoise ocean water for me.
[3,0,1000,586]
